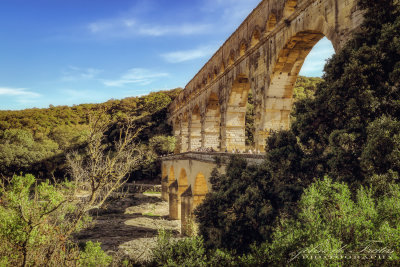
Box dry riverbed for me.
[75,190,181,263]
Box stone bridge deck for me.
[160,151,265,165]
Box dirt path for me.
[75,191,180,262]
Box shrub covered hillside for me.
[0,76,321,181]
[0,88,181,180]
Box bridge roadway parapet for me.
[160,151,265,165]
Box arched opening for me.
[284,0,297,17]
[220,62,225,74]
[257,31,333,151]
[181,114,189,152]
[228,52,235,66]
[190,105,202,151]
[240,42,247,57]
[266,14,277,33]
[177,168,189,219]
[251,29,261,47]
[225,74,250,152]
[193,173,208,208]
[204,93,221,151]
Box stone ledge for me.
[160,152,265,165]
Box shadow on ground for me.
[75,192,181,262]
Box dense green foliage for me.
[0,174,110,266]
[0,89,181,179]
[195,131,310,253]
[267,177,400,266]
[292,76,323,101]
[152,178,400,266]
[148,230,259,266]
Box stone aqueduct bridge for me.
[161,0,363,234]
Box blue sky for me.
[0,0,334,110]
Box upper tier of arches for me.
[170,0,300,113]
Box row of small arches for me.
[178,0,298,107]
[163,165,209,199]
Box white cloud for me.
[0,87,40,97]
[87,17,211,38]
[161,45,217,63]
[202,0,260,30]
[61,66,103,81]
[103,68,168,87]
[138,23,211,37]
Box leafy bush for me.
[267,178,400,266]
[149,229,207,266]
[149,135,176,155]
[0,174,93,266]
[78,241,112,267]
[148,229,262,266]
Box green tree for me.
[149,135,176,155]
[293,76,323,101]
[0,174,92,266]
[0,129,60,177]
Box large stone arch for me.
[255,5,341,150]
[261,31,325,138]
[203,92,221,150]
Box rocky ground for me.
[75,189,181,263]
